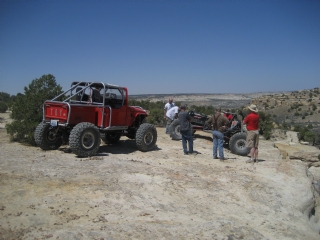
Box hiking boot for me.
[213,157,218,159]
[254,159,259,163]
[189,151,198,155]
[184,152,189,155]
[220,157,227,161]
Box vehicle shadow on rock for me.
[193,133,212,141]
[58,146,110,157]
[98,139,161,155]
[57,140,161,156]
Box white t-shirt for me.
[166,106,179,120]
[164,102,175,111]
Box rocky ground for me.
[0,111,320,240]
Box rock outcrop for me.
[274,131,320,166]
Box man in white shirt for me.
[163,98,175,133]
[165,106,180,134]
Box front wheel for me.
[169,119,182,140]
[229,132,249,156]
[136,123,157,152]
[34,122,62,150]
[69,122,101,157]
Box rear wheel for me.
[69,122,101,157]
[169,119,182,140]
[229,132,249,156]
[34,122,62,150]
[136,123,157,151]
[102,132,121,144]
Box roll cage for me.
[52,81,127,107]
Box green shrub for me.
[147,108,165,126]
[312,104,317,111]
[0,92,11,102]
[5,74,63,145]
[258,111,273,140]
[294,125,315,143]
[0,102,8,113]
[304,131,315,143]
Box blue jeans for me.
[166,117,173,134]
[180,130,193,154]
[213,130,224,158]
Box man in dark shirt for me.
[178,105,194,155]
[205,108,229,160]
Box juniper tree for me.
[6,74,63,145]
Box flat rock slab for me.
[0,128,320,239]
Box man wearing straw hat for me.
[243,104,260,163]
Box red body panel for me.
[95,105,128,127]
[68,105,96,125]
[43,85,147,128]
[44,101,69,123]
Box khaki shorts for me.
[246,130,259,148]
[166,117,173,126]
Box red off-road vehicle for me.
[34,81,157,157]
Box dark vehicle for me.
[169,111,249,156]
[34,81,157,157]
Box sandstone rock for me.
[1,121,320,239]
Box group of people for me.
[164,98,194,155]
[163,98,260,163]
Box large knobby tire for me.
[102,132,121,144]
[69,122,101,157]
[229,132,249,156]
[135,123,157,152]
[169,119,182,140]
[34,122,62,150]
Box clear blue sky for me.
[1,0,319,96]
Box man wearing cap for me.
[243,104,260,163]
[205,108,229,161]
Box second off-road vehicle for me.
[34,81,157,157]
[169,111,249,156]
